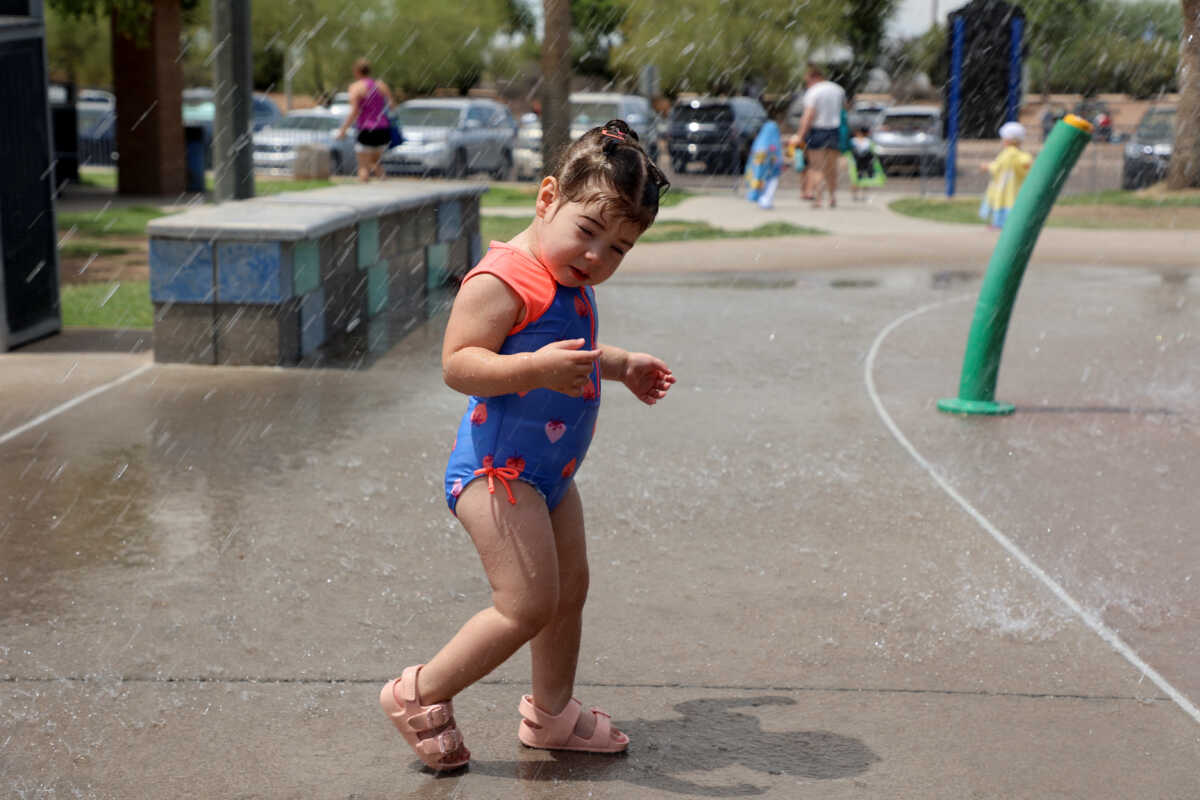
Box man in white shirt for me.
[791,65,846,208]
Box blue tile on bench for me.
[149,239,214,303]
[217,241,293,304]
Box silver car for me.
[871,105,946,175]
[382,98,517,179]
[252,110,357,175]
[514,92,659,181]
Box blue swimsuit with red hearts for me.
[444,242,600,514]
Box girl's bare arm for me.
[442,275,599,397]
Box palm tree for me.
[541,0,571,180]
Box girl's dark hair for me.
[551,119,669,232]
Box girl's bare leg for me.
[355,150,372,182]
[415,479,561,704]
[527,482,605,739]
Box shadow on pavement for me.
[406,696,878,797]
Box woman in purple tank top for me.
[335,58,395,182]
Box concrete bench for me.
[145,183,486,366]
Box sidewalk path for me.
[491,190,1198,272]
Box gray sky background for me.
[891,0,969,37]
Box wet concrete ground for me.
[3,217,1200,796]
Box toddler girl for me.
[979,121,1033,229]
[380,119,675,771]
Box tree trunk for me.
[540,0,571,179]
[111,0,185,195]
[1167,0,1200,188]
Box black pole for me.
[212,0,254,200]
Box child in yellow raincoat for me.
[978,121,1033,229]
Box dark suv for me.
[1122,106,1175,189]
[667,97,768,175]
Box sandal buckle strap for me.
[414,727,461,757]
[406,703,452,731]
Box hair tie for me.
[600,128,627,142]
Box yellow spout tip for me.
[1062,114,1094,134]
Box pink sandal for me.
[379,665,470,772]
[517,695,629,753]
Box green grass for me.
[643,220,823,242]
[58,240,133,258]
[481,185,693,208]
[78,167,117,189]
[57,205,169,237]
[78,167,331,197]
[60,280,153,329]
[1056,190,1200,207]
[480,215,532,242]
[889,197,984,225]
[482,215,823,245]
[480,185,540,207]
[891,190,1200,228]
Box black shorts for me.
[805,127,840,151]
[356,127,391,149]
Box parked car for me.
[870,105,946,175]
[327,91,352,119]
[182,88,282,133]
[76,100,117,166]
[183,88,283,167]
[847,100,887,133]
[381,98,516,179]
[252,110,357,175]
[1074,99,1113,142]
[666,96,768,175]
[77,88,115,108]
[513,92,659,181]
[1122,106,1175,190]
[513,118,543,181]
[1040,105,1067,141]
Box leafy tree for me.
[836,0,898,98]
[1015,0,1095,97]
[248,0,513,98]
[503,0,536,35]
[611,0,842,97]
[884,24,947,101]
[571,0,626,77]
[44,5,112,87]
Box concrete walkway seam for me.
[0,362,153,448]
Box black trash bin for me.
[185,125,206,192]
[48,81,80,185]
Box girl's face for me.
[533,178,643,287]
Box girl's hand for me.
[622,352,675,405]
[535,339,601,397]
